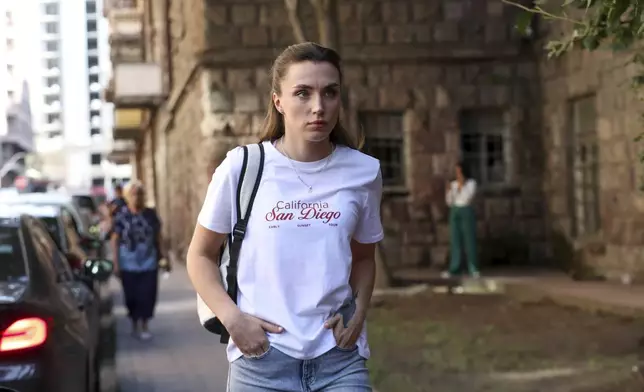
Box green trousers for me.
[448,206,479,275]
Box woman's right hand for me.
[226,311,284,357]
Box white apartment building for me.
[19,0,131,194]
[0,1,34,187]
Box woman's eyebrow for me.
[292,83,340,89]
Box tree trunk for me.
[284,0,307,43]
[374,243,392,289]
[309,0,337,48]
[282,0,392,289]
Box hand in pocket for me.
[324,313,363,350]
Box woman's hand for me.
[324,310,365,350]
[225,311,284,357]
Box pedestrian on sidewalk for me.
[110,180,168,341]
[187,42,384,391]
[443,162,480,279]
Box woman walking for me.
[443,163,480,278]
[111,180,166,340]
[187,42,384,391]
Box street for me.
[113,266,229,392]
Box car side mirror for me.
[83,259,114,283]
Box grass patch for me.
[366,293,643,392]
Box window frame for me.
[568,94,600,238]
[28,218,74,283]
[459,108,512,188]
[359,111,406,191]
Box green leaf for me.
[514,11,534,36]
[582,35,600,50]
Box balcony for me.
[104,63,164,108]
[113,108,147,141]
[106,0,143,59]
[104,0,138,17]
[107,139,136,164]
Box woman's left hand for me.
[324,311,365,350]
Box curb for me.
[503,282,644,319]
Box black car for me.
[1,192,102,253]
[0,214,113,392]
[0,203,113,353]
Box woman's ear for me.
[272,92,283,114]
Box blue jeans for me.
[228,346,371,392]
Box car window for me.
[62,210,83,252]
[62,208,80,234]
[30,220,74,283]
[73,196,97,213]
[0,225,28,282]
[39,216,63,250]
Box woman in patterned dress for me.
[110,180,167,340]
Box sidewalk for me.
[393,267,644,318]
[501,275,644,318]
[112,266,229,392]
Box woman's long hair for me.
[456,161,471,181]
[258,42,359,149]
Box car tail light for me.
[0,317,48,352]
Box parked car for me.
[69,193,101,226]
[0,202,103,275]
[0,213,113,392]
[1,192,104,257]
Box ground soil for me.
[366,291,644,392]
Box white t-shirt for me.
[197,140,384,362]
[446,179,477,207]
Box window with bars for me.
[44,4,59,15]
[90,154,102,165]
[359,112,405,187]
[46,59,59,69]
[47,113,60,124]
[86,1,97,14]
[44,22,58,34]
[459,109,509,185]
[45,41,58,52]
[569,95,600,237]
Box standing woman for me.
[111,180,166,340]
[443,162,480,279]
[187,42,384,391]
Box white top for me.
[197,141,384,362]
[446,179,477,207]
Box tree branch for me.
[501,0,585,25]
[284,0,307,43]
[309,0,335,48]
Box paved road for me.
[113,265,229,392]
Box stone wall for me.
[141,0,550,269]
[539,29,644,279]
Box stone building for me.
[104,0,644,281]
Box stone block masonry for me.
[137,0,644,280]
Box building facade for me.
[0,2,34,187]
[106,0,644,281]
[7,0,131,193]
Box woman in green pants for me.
[442,163,480,278]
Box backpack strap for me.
[220,143,265,343]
